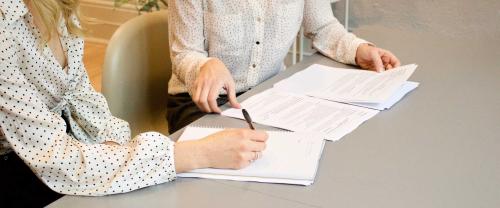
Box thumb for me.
[371,49,384,72]
[225,79,241,108]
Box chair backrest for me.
[102,11,171,136]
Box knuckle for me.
[239,130,249,138]
[238,142,248,151]
[236,152,245,161]
[208,95,218,101]
[202,79,210,85]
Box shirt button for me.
[256,41,260,45]
[252,64,257,68]
[257,17,261,22]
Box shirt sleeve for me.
[0,39,177,196]
[168,0,212,96]
[303,0,370,65]
[69,66,132,146]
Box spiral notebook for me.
[177,126,326,186]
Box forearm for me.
[303,0,369,65]
[311,22,369,65]
[168,0,211,95]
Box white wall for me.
[334,0,500,42]
[80,0,139,43]
[82,0,500,44]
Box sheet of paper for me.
[274,64,417,103]
[222,89,379,141]
[177,127,325,185]
[348,81,419,110]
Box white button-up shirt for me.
[167,0,368,95]
[0,0,176,196]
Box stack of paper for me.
[274,64,419,110]
[177,126,325,186]
[222,64,418,141]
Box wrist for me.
[174,140,211,173]
[355,43,369,65]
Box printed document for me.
[273,64,418,107]
[222,89,379,141]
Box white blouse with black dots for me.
[167,0,369,96]
[0,0,176,196]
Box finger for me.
[250,151,263,161]
[387,64,393,69]
[371,50,385,72]
[382,50,400,68]
[238,151,255,162]
[225,79,241,108]
[194,87,209,112]
[207,84,222,113]
[198,82,211,112]
[256,151,263,160]
[388,51,401,67]
[247,130,268,142]
[381,55,391,69]
[246,140,267,152]
[192,81,203,109]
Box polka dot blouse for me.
[0,0,176,196]
[167,0,369,96]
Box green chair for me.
[102,11,170,136]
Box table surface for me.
[49,31,500,208]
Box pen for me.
[242,109,255,130]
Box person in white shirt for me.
[166,0,401,133]
[0,0,267,207]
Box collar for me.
[0,0,29,27]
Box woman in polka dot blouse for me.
[0,0,268,207]
[166,0,402,133]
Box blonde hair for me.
[30,0,82,42]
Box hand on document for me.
[355,43,401,72]
[192,58,241,113]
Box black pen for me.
[242,109,255,130]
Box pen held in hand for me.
[242,109,255,130]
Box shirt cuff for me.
[184,56,213,97]
[135,132,177,181]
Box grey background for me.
[335,0,500,42]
